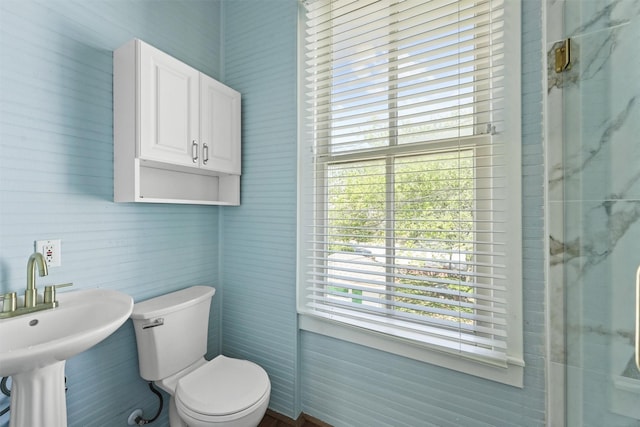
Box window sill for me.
[299,313,524,388]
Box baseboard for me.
[265,409,333,427]
[265,409,299,426]
[300,412,332,427]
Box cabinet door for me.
[199,74,241,174]
[139,41,199,166]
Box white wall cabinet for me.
[114,39,241,205]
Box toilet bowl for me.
[130,286,271,427]
[173,356,270,427]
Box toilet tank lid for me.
[131,286,215,320]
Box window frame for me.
[297,0,523,387]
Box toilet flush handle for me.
[142,318,164,329]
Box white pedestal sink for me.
[0,288,133,427]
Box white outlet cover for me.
[35,239,61,267]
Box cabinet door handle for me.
[203,143,209,165]
[192,140,198,163]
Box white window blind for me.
[299,0,522,377]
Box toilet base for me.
[169,395,187,427]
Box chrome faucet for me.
[25,251,48,308]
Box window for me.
[298,0,522,386]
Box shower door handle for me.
[636,266,640,370]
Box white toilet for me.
[130,286,271,427]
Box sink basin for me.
[0,288,133,376]
[0,288,133,427]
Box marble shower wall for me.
[547,0,640,425]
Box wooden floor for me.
[259,410,330,427]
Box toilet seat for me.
[175,355,270,422]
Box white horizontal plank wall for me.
[0,1,222,426]
[220,0,300,418]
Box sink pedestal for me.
[10,361,67,427]
[0,288,134,426]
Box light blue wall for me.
[220,0,300,416]
[0,0,547,425]
[222,1,547,426]
[0,1,223,426]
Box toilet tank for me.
[130,286,215,381]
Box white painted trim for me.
[300,314,524,387]
[296,0,524,389]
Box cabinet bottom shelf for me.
[115,162,240,206]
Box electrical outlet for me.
[35,239,62,267]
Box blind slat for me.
[305,301,507,345]
[305,303,509,362]
[306,279,507,306]
[307,260,507,284]
[306,293,507,330]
